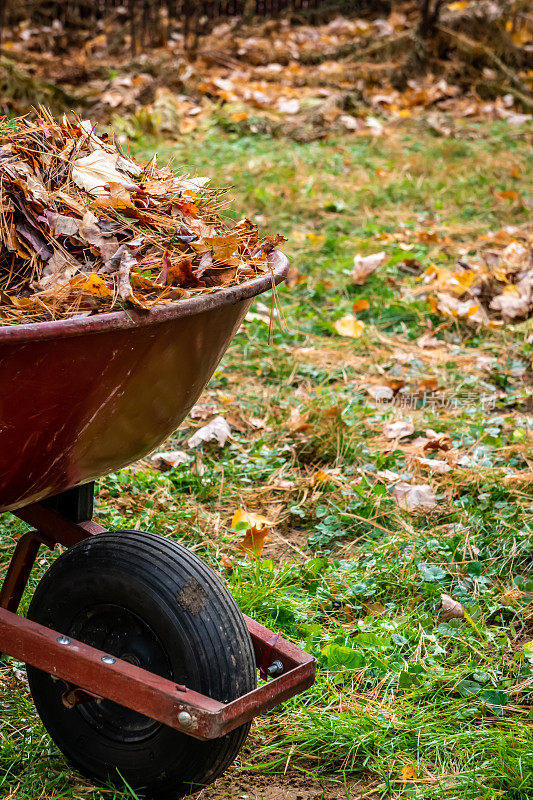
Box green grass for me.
[1,118,532,799]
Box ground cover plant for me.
[0,115,531,799]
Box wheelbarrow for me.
[0,251,316,799]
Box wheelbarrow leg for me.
[1,483,102,617]
[0,531,47,613]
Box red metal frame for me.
[0,502,316,740]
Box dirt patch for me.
[194,771,381,800]
[261,527,310,561]
[176,577,208,615]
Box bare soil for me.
[195,771,382,800]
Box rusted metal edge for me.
[0,250,288,343]
[0,607,316,740]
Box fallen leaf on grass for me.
[363,602,385,615]
[232,509,273,529]
[424,430,453,452]
[352,298,369,313]
[416,456,452,474]
[187,416,231,448]
[334,314,365,338]
[490,280,532,320]
[150,450,189,470]
[401,763,418,782]
[240,524,269,558]
[310,468,333,486]
[189,403,219,419]
[289,408,313,432]
[392,482,437,511]
[367,385,394,402]
[440,593,464,621]
[352,251,385,285]
[383,419,414,439]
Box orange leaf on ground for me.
[240,524,269,558]
[352,298,370,313]
[401,764,418,782]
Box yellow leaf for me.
[311,468,330,486]
[447,1,470,10]
[232,509,272,530]
[352,298,370,313]
[450,269,476,293]
[231,111,249,122]
[307,232,326,245]
[334,315,365,338]
[401,763,418,782]
[398,108,411,118]
[76,273,112,297]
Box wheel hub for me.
[67,604,172,743]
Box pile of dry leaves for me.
[0,110,282,325]
[418,228,533,326]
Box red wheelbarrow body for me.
[0,251,286,512]
[0,251,316,752]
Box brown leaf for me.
[166,257,204,288]
[440,593,464,621]
[352,252,385,285]
[383,419,414,439]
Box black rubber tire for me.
[26,531,256,799]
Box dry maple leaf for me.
[289,408,313,432]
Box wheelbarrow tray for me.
[0,250,287,512]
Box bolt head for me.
[178,711,193,728]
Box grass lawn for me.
[1,118,532,799]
